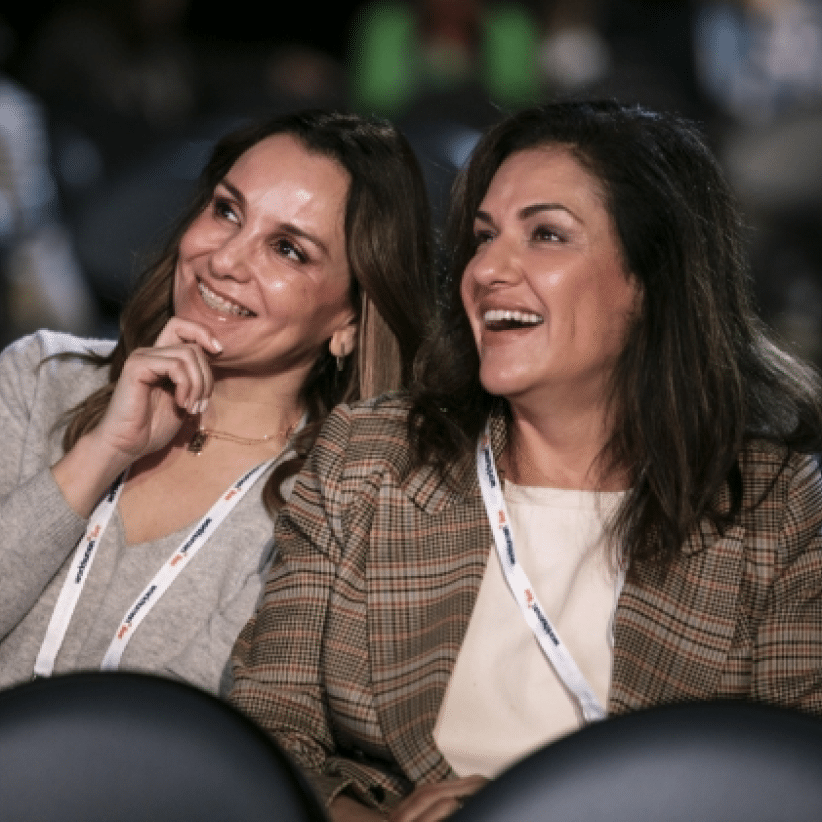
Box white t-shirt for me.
[434,481,625,778]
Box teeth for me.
[483,309,544,326]
[198,282,253,316]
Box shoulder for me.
[304,394,466,517]
[739,441,822,554]
[0,332,115,459]
[0,330,114,394]
[1,330,114,370]
[740,440,819,499]
[311,394,415,478]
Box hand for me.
[388,776,488,822]
[90,318,222,462]
[52,319,222,516]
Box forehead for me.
[481,145,608,214]
[228,133,350,203]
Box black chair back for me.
[454,701,822,822]
[0,671,328,822]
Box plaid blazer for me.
[230,397,822,809]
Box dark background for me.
[2,0,822,365]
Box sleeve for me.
[229,406,409,809]
[752,455,822,714]
[0,334,89,640]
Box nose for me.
[464,233,522,289]
[208,230,252,281]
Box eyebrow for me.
[519,203,579,221]
[216,178,331,258]
[474,202,580,225]
[218,179,246,207]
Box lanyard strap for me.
[34,458,275,678]
[34,472,127,677]
[476,423,607,723]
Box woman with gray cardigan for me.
[0,110,435,696]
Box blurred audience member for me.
[695,0,822,124]
[348,0,541,120]
[537,0,612,94]
[23,0,197,132]
[694,0,822,365]
[0,16,99,347]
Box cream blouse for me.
[434,482,626,778]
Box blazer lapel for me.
[367,417,506,785]
[609,517,745,713]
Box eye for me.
[472,230,494,252]
[272,237,308,264]
[532,225,564,243]
[213,197,239,224]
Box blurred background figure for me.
[348,0,542,121]
[694,0,822,365]
[0,14,98,348]
[347,0,542,237]
[537,0,612,94]
[23,0,197,132]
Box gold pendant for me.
[187,429,209,455]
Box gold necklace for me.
[187,418,299,456]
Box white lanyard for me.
[34,458,276,678]
[476,423,607,723]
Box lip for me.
[197,279,256,317]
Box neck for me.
[504,403,628,491]
[198,377,303,439]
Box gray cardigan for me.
[0,330,289,695]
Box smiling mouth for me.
[483,309,544,331]
[197,280,255,317]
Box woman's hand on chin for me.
[93,317,223,462]
[52,318,222,516]
[387,776,488,822]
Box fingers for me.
[154,317,223,356]
[126,343,213,415]
[148,318,223,413]
[389,777,488,822]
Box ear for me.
[328,319,358,358]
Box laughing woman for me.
[230,100,822,822]
[0,110,435,696]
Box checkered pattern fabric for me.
[230,398,822,808]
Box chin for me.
[479,365,532,399]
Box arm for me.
[0,333,95,639]
[752,454,822,714]
[230,405,411,810]
[0,320,220,640]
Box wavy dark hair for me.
[62,109,435,511]
[410,99,822,567]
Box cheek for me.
[293,271,354,328]
[177,215,208,258]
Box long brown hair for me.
[410,100,822,567]
[62,110,436,511]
